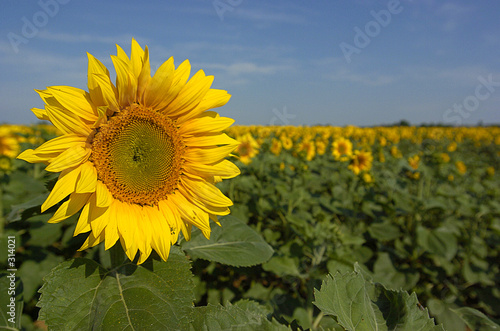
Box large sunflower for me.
[18,39,240,264]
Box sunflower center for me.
[91,104,184,206]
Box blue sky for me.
[1,0,499,126]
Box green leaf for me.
[372,252,419,291]
[416,226,458,261]
[451,307,500,331]
[181,215,274,267]
[189,301,290,331]
[314,266,443,331]
[37,246,195,330]
[18,253,64,302]
[368,222,401,241]
[262,256,301,277]
[0,272,23,330]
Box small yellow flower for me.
[447,142,457,152]
[390,145,402,158]
[349,150,373,175]
[440,153,450,163]
[332,137,352,161]
[362,172,373,183]
[297,139,315,161]
[280,134,293,150]
[448,174,454,181]
[0,126,20,158]
[408,155,420,170]
[455,161,467,175]
[486,166,495,177]
[270,138,282,156]
[236,133,259,164]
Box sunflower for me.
[348,150,373,175]
[235,133,259,164]
[0,126,20,158]
[17,39,240,264]
[331,137,352,161]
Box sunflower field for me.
[1,122,499,330]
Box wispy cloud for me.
[436,2,471,32]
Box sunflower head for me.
[18,39,240,264]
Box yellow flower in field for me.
[297,139,316,161]
[348,150,373,175]
[280,134,293,150]
[362,172,373,183]
[315,139,327,156]
[270,138,282,156]
[378,150,385,163]
[332,137,352,161]
[390,145,402,158]
[447,142,457,152]
[17,39,239,264]
[455,161,467,175]
[406,171,420,180]
[408,155,420,170]
[0,126,20,158]
[448,174,454,181]
[440,153,450,163]
[486,166,495,177]
[0,156,12,173]
[236,133,259,164]
[379,136,387,147]
[279,162,285,171]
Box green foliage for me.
[182,216,274,267]
[1,127,499,330]
[314,264,444,330]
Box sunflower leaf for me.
[37,246,195,330]
[189,301,291,330]
[181,215,274,267]
[313,264,444,331]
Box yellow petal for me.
[95,181,113,207]
[31,107,49,121]
[117,202,140,261]
[177,89,231,124]
[168,192,210,237]
[104,201,119,250]
[143,57,175,109]
[181,176,233,208]
[184,144,237,165]
[111,55,136,107]
[47,86,98,122]
[75,161,97,193]
[183,159,240,179]
[45,104,92,136]
[78,230,105,251]
[45,145,90,172]
[91,73,120,113]
[41,167,81,212]
[183,133,239,148]
[163,70,213,117]
[48,192,91,223]
[156,59,191,112]
[87,53,111,107]
[178,115,235,136]
[74,201,91,236]
[145,206,170,261]
[88,201,111,239]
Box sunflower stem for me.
[109,243,126,268]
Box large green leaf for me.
[37,246,195,330]
[181,215,274,267]
[314,265,444,331]
[451,307,500,331]
[0,272,23,329]
[189,300,291,331]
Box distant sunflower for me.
[236,133,259,164]
[348,150,373,175]
[332,137,352,161]
[0,126,20,158]
[18,39,240,264]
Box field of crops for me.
[1,124,499,330]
